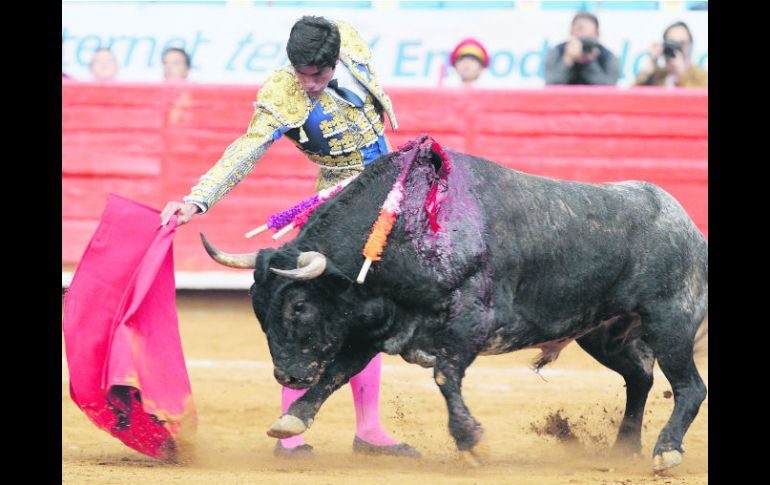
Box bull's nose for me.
[273,368,313,389]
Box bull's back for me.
[457,154,706,322]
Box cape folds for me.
[62,194,196,461]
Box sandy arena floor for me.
[62,291,707,485]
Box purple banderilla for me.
[266,194,320,231]
[255,176,357,239]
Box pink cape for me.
[63,194,196,461]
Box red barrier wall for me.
[62,82,707,272]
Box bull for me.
[201,136,708,471]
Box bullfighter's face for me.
[294,63,337,99]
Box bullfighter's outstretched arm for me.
[183,106,284,214]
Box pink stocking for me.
[349,353,399,445]
[279,386,307,448]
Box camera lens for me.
[581,37,598,54]
[663,40,683,59]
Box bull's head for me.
[201,234,378,390]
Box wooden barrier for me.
[63,82,707,271]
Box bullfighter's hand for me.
[160,201,200,227]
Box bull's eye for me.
[293,301,305,313]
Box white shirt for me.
[326,62,369,105]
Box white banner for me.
[62,3,708,88]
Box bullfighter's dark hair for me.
[286,16,341,69]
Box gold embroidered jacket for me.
[184,21,397,213]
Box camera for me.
[663,40,684,60]
[580,37,599,54]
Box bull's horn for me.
[270,251,327,280]
[200,233,258,269]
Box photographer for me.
[545,11,619,86]
[635,21,707,88]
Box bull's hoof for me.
[352,436,421,457]
[267,414,308,439]
[610,441,642,459]
[653,450,683,472]
[460,449,483,468]
[460,438,490,468]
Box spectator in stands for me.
[449,38,490,87]
[160,16,418,460]
[89,48,119,82]
[162,47,191,82]
[635,21,707,88]
[544,11,619,86]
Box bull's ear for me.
[323,259,354,285]
[357,296,390,329]
[253,248,278,285]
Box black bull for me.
[202,137,708,470]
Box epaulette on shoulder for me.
[255,68,310,128]
[336,20,372,65]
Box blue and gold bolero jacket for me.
[184,21,397,213]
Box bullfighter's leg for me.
[273,387,314,457]
[434,353,486,466]
[349,353,398,445]
[275,355,411,455]
[641,302,707,472]
[267,349,376,437]
[349,353,420,456]
[576,317,654,456]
